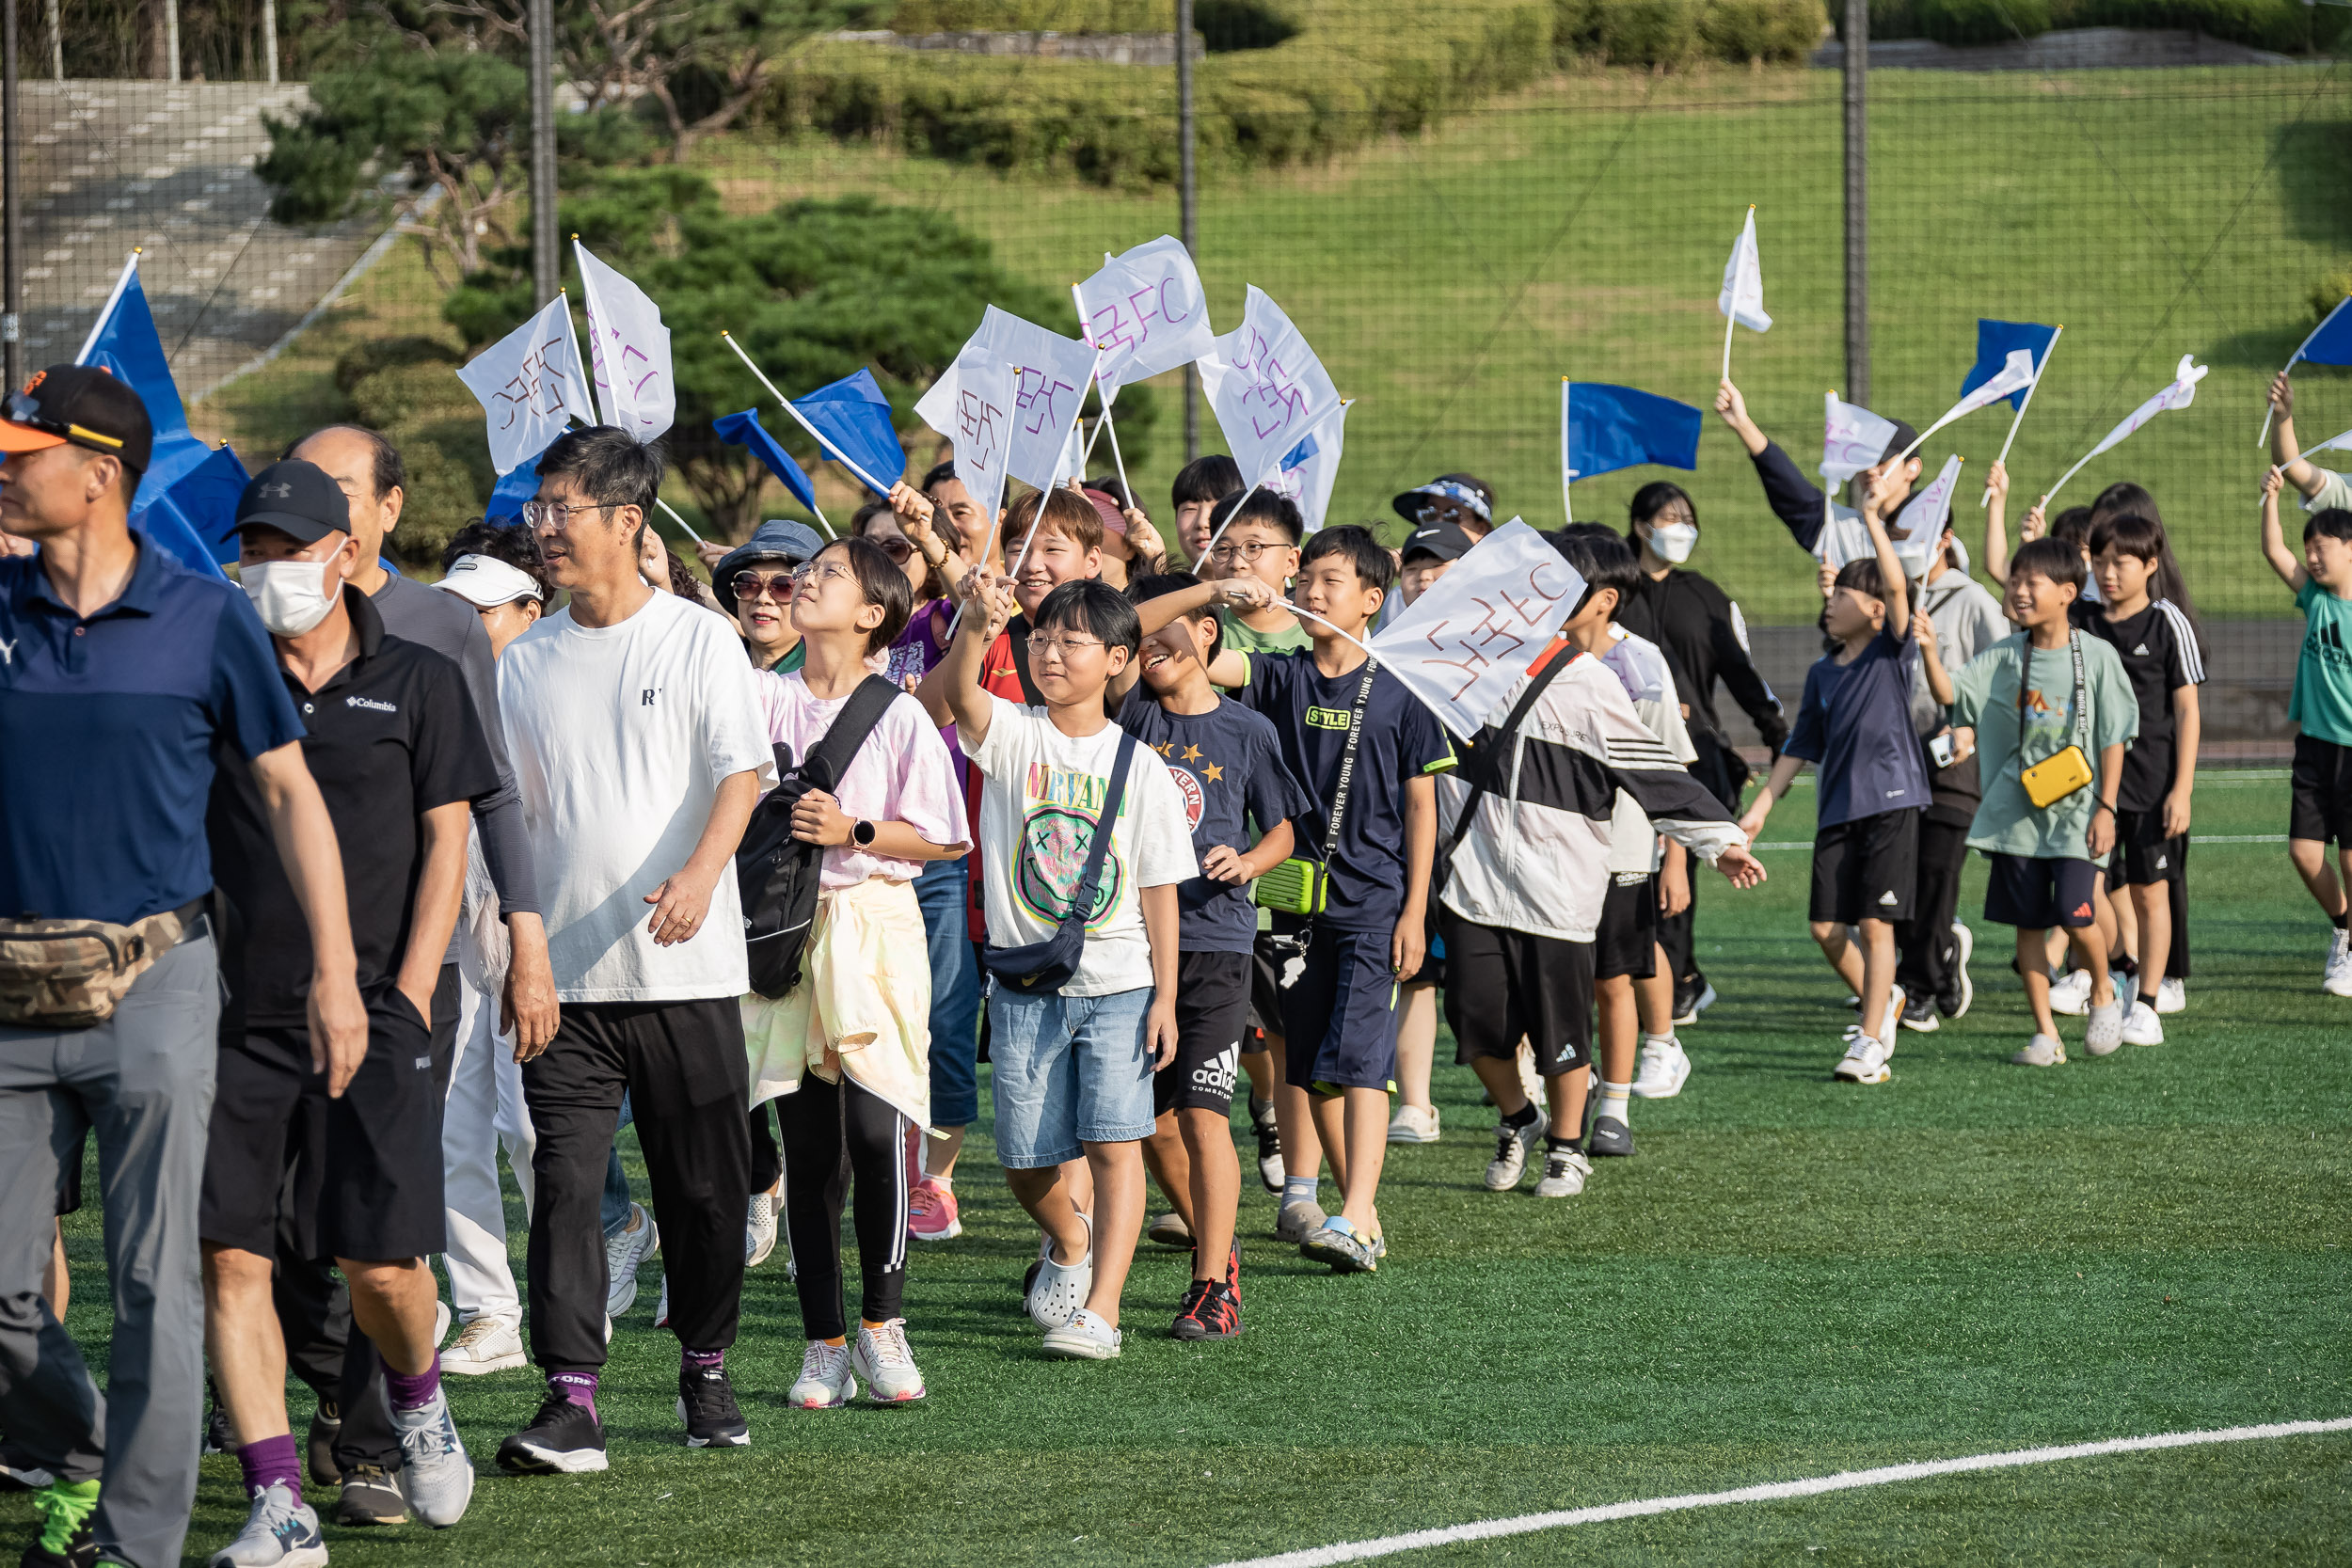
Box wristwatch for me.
[850,818,877,847]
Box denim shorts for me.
[986,984,1156,1168]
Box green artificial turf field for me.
[8,767,2348,1565]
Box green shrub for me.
[1699,0,1829,61]
[2057,0,2346,52]
[332,336,461,397]
[1195,0,1302,51]
[1915,0,2046,44]
[2315,271,2352,326]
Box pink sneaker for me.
[907,1178,961,1243]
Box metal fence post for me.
[1178,0,1199,463]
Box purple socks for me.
[550,1370,599,1419]
[385,1354,442,1415]
[237,1433,302,1504]
[683,1348,724,1373]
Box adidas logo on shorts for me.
[1192,1043,1239,1098]
[1878,890,1899,906]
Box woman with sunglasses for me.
[710,519,828,674]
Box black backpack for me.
[735,674,902,1000]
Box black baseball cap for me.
[1401,516,1477,565]
[0,363,154,475]
[233,459,352,545]
[1878,420,1921,468]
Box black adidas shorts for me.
[2115,806,2185,885]
[1439,911,1594,1079]
[1594,872,1660,981]
[201,983,446,1262]
[1156,950,1251,1117]
[2290,733,2352,850]
[1984,853,2102,930]
[1808,808,1920,925]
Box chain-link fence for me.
[10,29,2347,739]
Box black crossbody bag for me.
[982,731,1140,996]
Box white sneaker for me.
[851,1319,927,1403]
[1833,1034,1891,1085]
[2084,997,2123,1055]
[2155,976,2185,1015]
[651,1273,669,1327]
[603,1205,658,1318]
[1484,1109,1549,1191]
[1948,921,1975,1019]
[1533,1146,1593,1198]
[209,1480,327,1567]
[391,1388,474,1528]
[1879,984,1905,1053]
[1025,1212,1092,1329]
[787,1338,857,1408]
[1040,1307,1122,1360]
[1630,1037,1691,1099]
[2011,1033,2067,1067]
[2121,999,2165,1046]
[440,1314,526,1375]
[434,1298,451,1347]
[2048,969,2094,1016]
[746,1192,778,1268]
[2326,929,2352,996]
[1387,1103,1441,1143]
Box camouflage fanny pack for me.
[0,899,205,1030]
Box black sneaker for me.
[675,1364,750,1449]
[307,1396,342,1489]
[1250,1097,1283,1194]
[1587,1116,1636,1158]
[202,1381,234,1454]
[1170,1279,1243,1341]
[1900,996,1941,1034]
[334,1462,410,1526]
[497,1392,610,1474]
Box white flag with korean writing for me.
[1820,393,1897,485]
[1198,286,1343,486]
[1369,518,1585,737]
[1263,400,1350,533]
[918,307,1094,493]
[1718,209,1772,334]
[914,341,1018,525]
[1076,236,1215,405]
[573,241,675,443]
[1893,454,1962,575]
[455,295,596,476]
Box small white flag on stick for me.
[1897,349,2036,462]
[917,308,1095,496]
[1821,393,1898,485]
[2047,354,2209,506]
[1894,454,1963,575]
[914,341,1018,534]
[1368,518,1586,737]
[456,295,596,476]
[573,240,675,443]
[1074,236,1215,406]
[1199,286,1343,487]
[1717,206,1771,379]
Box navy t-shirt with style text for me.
[1785,622,1928,828]
[1117,689,1308,953]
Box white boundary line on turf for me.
[1752,833,2285,851]
[1208,1418,2352,1568]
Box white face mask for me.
[242,556,342,637]
[1646,521,1698,565]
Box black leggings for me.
[774,1075,909,1339]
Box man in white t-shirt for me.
[489,428,772,1472]
[944,573,1192,1362]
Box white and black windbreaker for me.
[1438,647,1750,943]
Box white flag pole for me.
[559,286,590,413]
[1196,475,1266,562]
[1280,600,1382,668]
[719,330,894,499]
[654,498,707,546]
[1981,326,2062,507]
[1720,306,1737,385]
[74,250,142,364]
[1560,379,1573,526]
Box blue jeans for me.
[915,853,983,1128]
[986,985,1156,1168]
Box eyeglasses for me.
[790,560,856,588]
[520,499,623,530]
[730,569,797,602]
[1025,633,1104,661]
[1205,539,1283,565]
[866,535,916,563]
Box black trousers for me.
[749,1102,782,1196]
[1896,816,1973,1009]
[270,964,458,1476]
[521,998,751,1374]
[2169,847,2191,979]
[1664,732,1745,1005]
[775,1075,909,1339]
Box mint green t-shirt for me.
[1948,630,2138,863]
[2292,579,2352,747]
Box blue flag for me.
[135,442,250,567]
[2296,297,2352,368]
[1963,320,2058,410]
[486,451,543,524]
[79,271,230,578]
[1563,384,1702,482]
[713,409,818,512]
[792,369,903,496]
